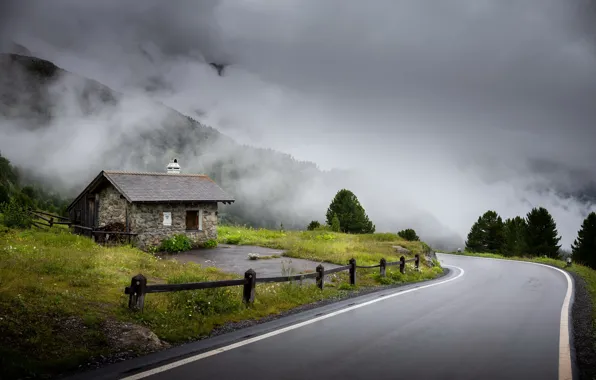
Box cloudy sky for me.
[1,0,596,248]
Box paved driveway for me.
[163,244,340,277]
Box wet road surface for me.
[79,253,572,380]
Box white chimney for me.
[166,158,181,174]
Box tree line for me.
[0,152,71,228]
[465,207,596,270]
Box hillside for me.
[0,53,330,229]
[0,225,441,379]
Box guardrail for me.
[125,255,420,311]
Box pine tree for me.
[502,216,527,257]
[464,210,505,253]
[525,207,562,258]
[571,212,596,269]
[325,189,375,234]
[465,219,485,252]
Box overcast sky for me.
[2,0,596,249]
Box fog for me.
[1,0,596,250]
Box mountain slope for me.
[0,53,330,229]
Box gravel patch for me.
[568,270,596,380]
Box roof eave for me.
[130,199,235,204]
[66,171,107,211]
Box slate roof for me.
[67,170,234,210]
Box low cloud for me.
[1,0,595,249]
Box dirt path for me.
[163,244,341,277]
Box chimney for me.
[166,158,181,174]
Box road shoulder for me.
[65,267,456,380]
[568,270,596,380]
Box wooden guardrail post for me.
[414,254,420,270]
[400,256,406,274]
[349,258,356,285]
[316,264,325,290]
[243,269,256,304]
[128,274,147,311]
[380,258,386,277]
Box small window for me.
[75,210,81,223]
[186,210,203,230]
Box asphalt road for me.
[83,253,573,380]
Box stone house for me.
[66,159,234,249]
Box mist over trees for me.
[0,53,333,231]
[464,207,564,260]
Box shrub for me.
[202,239,218,249]
[0,198,31,229]
[330,213,341,232]
[397,228,420,241]
[159,234,193,253]
[307,220,321,231]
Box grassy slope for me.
[0,225,443,379]
[217,226,430,265]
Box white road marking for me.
[120,265,465,380]
[438,254,574,380]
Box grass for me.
[218,226,430,265]
[0,225,444,379]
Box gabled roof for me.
[67,170,235,211]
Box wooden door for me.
[87,198,95,228]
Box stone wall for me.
[98,185,128,227]
[130,202,218,249]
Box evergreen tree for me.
[398,228,420,241]
[0,184,9,205]
[502,216,528,257]
[325,189,375,234]
[571,212,596,269]
[525,207,561,258]
[464,210,505,253]
[465,218,485,252]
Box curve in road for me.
[82,253,574,380]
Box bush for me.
[397,228,420,241]
[159,234,193,253]
[330,213,341,232]
[202,239,218,249]
[307,220,321,231]
[0,198,31,229]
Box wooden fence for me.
[125,255,420,311]
[27,209,72,229]
[26,209,137,245]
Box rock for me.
[103,319,170,353]
[425,249,438,266]
[392,245,411,254]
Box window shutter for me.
[199,210,203,231]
